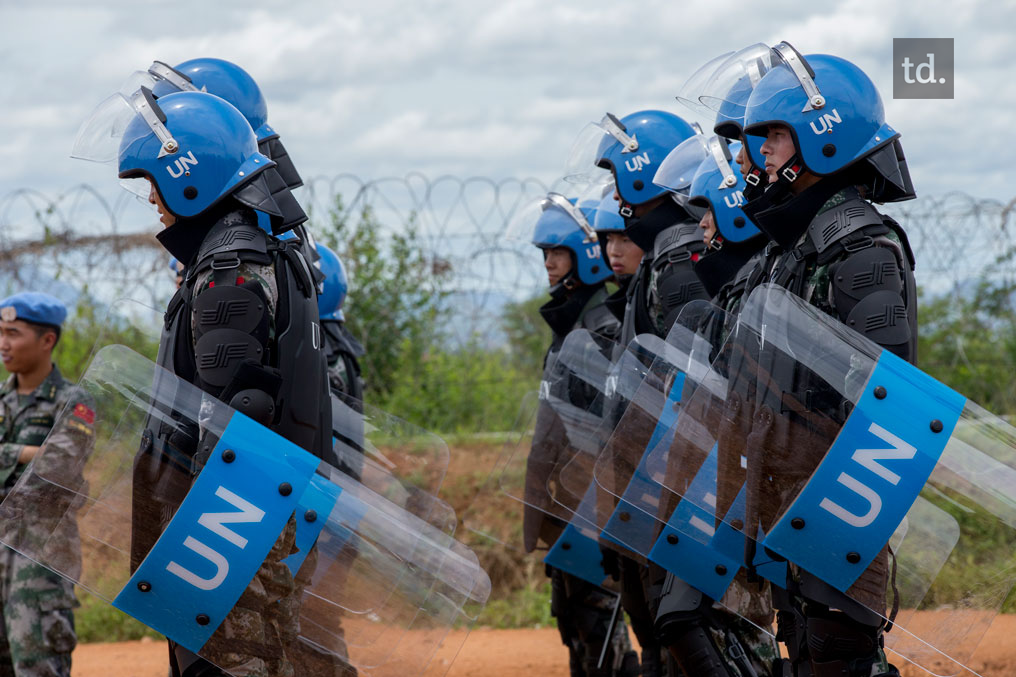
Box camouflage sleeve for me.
[32,388,95,508]
[0,443,25,484]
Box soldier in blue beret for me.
[0,291,94,677]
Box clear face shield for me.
[696,43,781,115]
[72,86,180,202]
[563,113,640,185]
[651,134,710,210]
[505,192,598,245]
[674,50,736,118]
[735,42,827,114]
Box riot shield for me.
[103,296,458,539]
[539,330,661,586]
[573,305,725,557]
[648,284,1016,674]
[462,336,608,551]
[461,330,639,589]
[0,344,490,677]
[551,313,782,642]
[330,394,457,536]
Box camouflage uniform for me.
[0,366,95,677]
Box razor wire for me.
[0,176,1014,401]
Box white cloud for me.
[0,0,1014,202]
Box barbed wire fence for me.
[1,176,1015,422]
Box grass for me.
[74,589,163,643]
[474,581,554,629]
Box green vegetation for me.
[313,195,547,434]
[75,590,163,643]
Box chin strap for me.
[742,163,767,202]
[774,155,805,189]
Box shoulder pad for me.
[806,198,885,255]
[653,222,703,262]
[196,214,269,265]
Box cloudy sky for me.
[2,0,1014,203]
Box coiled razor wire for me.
[1,176,1013,389]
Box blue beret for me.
[0,292,67,328]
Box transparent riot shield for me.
[461,330,634,590]
[539,329,663,586]
[102,297,458,539]
[572,305,724,557]
[330,394,457,536]
[0,344,490,677]
[552,313,781,643]
[462,337,609,550]
[647,284,1016,674]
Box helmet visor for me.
[698,43,780,114]
[72,88,177,165]
[563,114,638,184]
[651,135,710,196]
[506,193,596,245]
[738,42,826,114]
[674,50,735,117]
[703,136,738,192]
[147,60,200,93]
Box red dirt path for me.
[70,616,1016,677]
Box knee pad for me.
[806,612,888,677]
[667,625,735,677]
[654,574,707,644]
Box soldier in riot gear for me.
[513,192,637,677]
[570,110,739,677]
[734,43,917,677]
[652,137,779,677]
[74,87,336,676]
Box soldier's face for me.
[605,233,643,276]
[760,124,797,183]
[148,182,177,228]
[0,321,55,374]
[543,247,572,286]
[734,142,751,179]
[699,209,719,248]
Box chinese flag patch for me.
[73,403,95,425]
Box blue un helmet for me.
[131,59,307,232]
[508,193,611,287]
[315,242,348,321]
[143,58,303,190]
[74,88,284,258]
[565,111,698,218]
[686,140,761,248]
[742,42,914,202]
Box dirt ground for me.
[70,614,1016,677]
